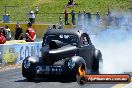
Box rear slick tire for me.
[92,50,103,74]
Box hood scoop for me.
[42,40,78,65]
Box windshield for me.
[44,34,78,46]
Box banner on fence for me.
[0,42,42,65]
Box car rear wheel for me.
[92,50,103,74]
[99,59,103,74]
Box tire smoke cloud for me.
[78,11,132,73]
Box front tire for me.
[26,76,34,81]
[22,58,36,81]
[22,63,35,81]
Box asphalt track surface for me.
[0,68,119,88]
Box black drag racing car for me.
[22,29,103,81]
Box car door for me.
[79,33,93,70]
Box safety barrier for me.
[0,40,42,66]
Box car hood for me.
[41,44,78,65]
[49,45,77,54]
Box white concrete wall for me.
[0,42,42,66]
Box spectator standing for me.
[26,22,36,42]
[107,11,112,26]
[95,12,101,24]
[68,0,73,6]
[0,26,6,37]
[71,10,76,25]
[78,11,81,23]
[59,15,63,26]
[14,23,23,40]
[67,0,78,6]
[58,15,63,29]
[29,10,35,23]
[0,27,6,44]
[4,25,11,40]
[84,11,88,26]
[35,5,39,14]
[58,24,63,29]
[64,10,69,25]
[53,25,56,29]
[83,11,86,25]
[87,12,92,24]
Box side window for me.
[80,34,89,46]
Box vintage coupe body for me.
[22,29,103,81]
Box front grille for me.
[36,66,62,74]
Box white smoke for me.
[78,11,132,73]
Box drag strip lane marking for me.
[112,78,132,88]
[123,82,132,88]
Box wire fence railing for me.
[0,6,102,24]
[0,6,130,28]
[0,11,101,25]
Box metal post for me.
[4,5,7,15]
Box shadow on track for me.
[15,78,75,83]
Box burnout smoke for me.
[78,11,132,73]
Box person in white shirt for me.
[29,10,35,23]
[35,5,38,14]
[4,25,11,40]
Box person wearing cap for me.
[0,26,6,44]
[25,22,36,42]
[14,23,23,40]
[29,10,35,23]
